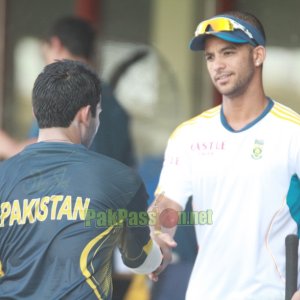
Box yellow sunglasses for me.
[195,17,254,40]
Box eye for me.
[205,54,213,62]
[223,49,235,56]
[224,51,232,56]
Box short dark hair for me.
[221,11,266,43]
[46,16,96,60]
[32,60,101,128]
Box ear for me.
[253,46,266,67]
[76,105,92,127]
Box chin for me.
[218,87,238,98]
[214,83,230,95]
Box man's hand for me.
[147,192,182,281]
[148,231,177,282]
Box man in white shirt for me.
[149,10,300,300]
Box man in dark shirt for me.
[0,60,175,299]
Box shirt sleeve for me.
[118,184,162,273]
[156,124,193,209]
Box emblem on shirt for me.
[251,139,264,160]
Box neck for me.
[222,95,268,131]
[222,77,268,131]
[38,128,80,144]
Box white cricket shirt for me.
[157,99,300,300]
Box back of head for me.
[46,16,96,61]
[32,59,101,128]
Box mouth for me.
[215,73,232,84]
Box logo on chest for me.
[251,139,264,160]
[190,140,225,155]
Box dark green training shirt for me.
[0,142,150,300]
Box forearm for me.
[119,224,163,274]
[146,193,181,280]
[128,239,162,274]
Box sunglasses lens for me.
[195,18,234,36]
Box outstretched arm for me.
[147,193,182,281]
[118,185,165,275]
[118,185,178,277]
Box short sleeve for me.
[156,125,193,209]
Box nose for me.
[212,56,226,72]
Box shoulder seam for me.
[271,102,300,126]
[169,105,221,139]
